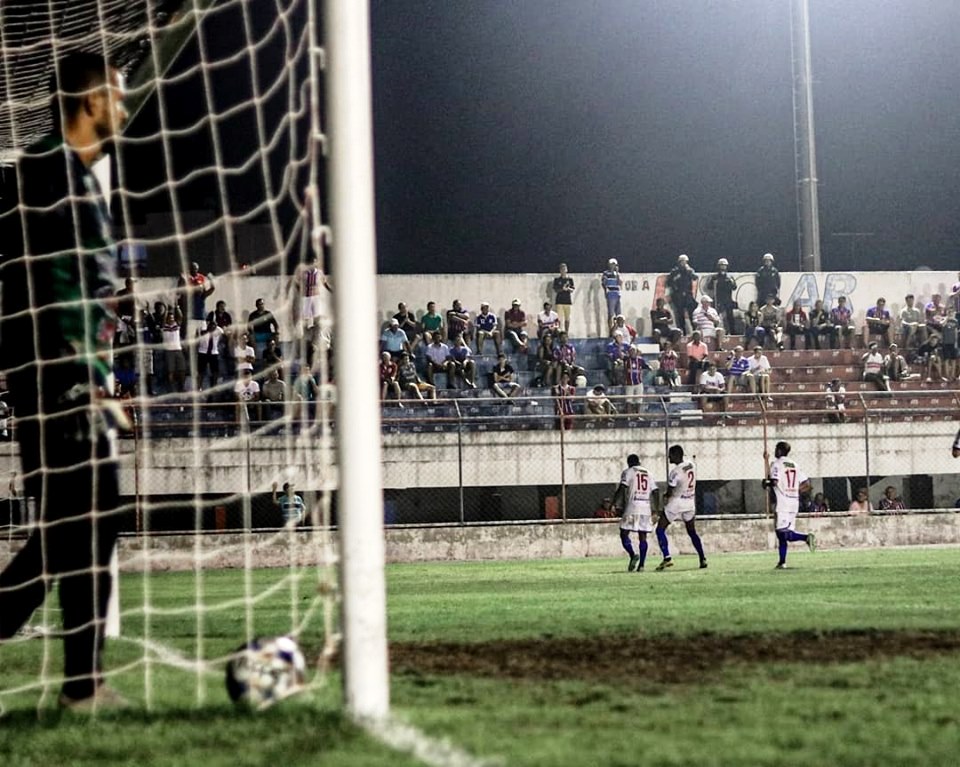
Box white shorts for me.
[664,503,696,524]
[301,295,322,323]
[619,510,653,533]
[625,383,644,403]
[775,506,798,532]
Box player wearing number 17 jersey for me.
[655,445,707,570]
[613,455,658,572]
[764,441,817,569]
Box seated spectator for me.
[883,343,908,384]
[743,300,764,350]
[758,295,783,350]
[861,342,888,392]
[504,299,529,353]
[553,331,585,383]
[942,318,959,381]
[692,296,726,350]
[445,334,477,389]
[811,492,831,514]
[553,371,576,431]
[536,332,559,387]
[877,486,906,511]
[380,317,408,358]
[379,351,403,404]
[605,334,627,385]
[537,302,560,339]
[698,361,725,407]
[261,368,287,419]
[865,298,893,348]
[446,299,472,344]
[424,332,451,386]
[925,293,947,335]
[829,295,856,350]
[420,301,444,341]
[649,297,677,349]
[393,302,422,352]
[398,351,437,402]
[744,345,772,398]
[585,384,617,417]
[657,344,680,388]
[234,367,261,423]
[899,294,926,350]
[808,299,832,350]
[609,314,637,346]
[725,345,750,393]
[783,300,811,350]
[848,487,872,514]
[594,497,617,519]
[197,317,224,390]
[825,378,846,422]
[685,331,710,388]
[916,333,944,381]
[623,345,649,414]
[490,353,521,398]
[247,298,278,366]
[475,301,502,355]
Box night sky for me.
[370,0,960,275]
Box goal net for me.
[0,0,386,717]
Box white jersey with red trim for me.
[619,465,657,515]
[666,460,697,512]
[770,456,808,515]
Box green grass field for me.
[3,547,960,766]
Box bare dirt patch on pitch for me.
[391,629,960,685]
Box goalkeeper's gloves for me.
[761,479,774,489]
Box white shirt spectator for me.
[692,304,722,338]
[699,369,725,392]
[234,343,255,373]
[748,352,771,375]
[234,378,260,401]
[862,351,884,377]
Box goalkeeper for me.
[0,52,129,710]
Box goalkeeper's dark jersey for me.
[0,135,117,423]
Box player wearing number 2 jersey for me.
[764,441,817,569]
[613,454,658,572]
[655,445,707,570]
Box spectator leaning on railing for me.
[848,488,873,514]
[878,486,906,511]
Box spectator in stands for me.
[553,263,575,333]
[657,343,680,388]
[380,317,408,358]
[247,298,279,370]
[916,333,944,382]
[809,299,832,350]
[698,361,725,407]
[446,299,472,344]
[784,300,811,350]
[745,345,772,399]
[623,345,649,413]
[865,297,893,348]
[650,297,677,349]
[234,367,261,423]
[601,258,623,320]
[861,342,888,391]
[692,295,726,350]
[553,371,576,430]
[208,299,233,330]
[424,331,450,386]
[537,301,560,339]
[260,368,287,419]
[292,365,320,426]
[755,253,780,305]
[261,338,284,380]
[667,254,697,333]
[878,486,906,511]
[825,378,846,422]
[553,331,585,383]
[925,293,947,335]
[949,272,960,321]
[114,277,137,349]
[585,384,617,417]
[743,300,764,350]
[942,317,959,381]
[685,331,710,388]
[812,493,831,514]
[379,351,403,404]
[594,497,617,519]
[829,295,856,350]
[475,301,502,355]
[178,261,215,340]
[148,301,167,393]
[272,482,305,526]
[883,343,908,384]
[725,345,750,394]
[606,334,627,385]
[233,332,255,378]
[398,351,436,402]
[162,305,187,393]
[899,294,926,350]
[446,334,477,389]
[536,332,559,387]
[710,258,738,334]
[490,353,521,398]
[610,314,637,346]
[504,299,529,353]
[420,301,444,342]
[197,318,224,390]
[848,488,872,514]
[758,295,783,350]
[393,302,422,352]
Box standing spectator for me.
[490,353,521,398]
[261,338,284,378]
[925,293,947,335]
[710,258,738,333]
[600,258,623,320]
[829,296,856,350]
[292,365,320,426]
[446,299,472,344]
[758,295,783,350]
[725,346,751,394]
[650,297,677,349]
[745,345,772,398]
[420,301,444,342]
[536,332,559,387]
[698,362,725,407]
[293,255,329,340]
[899,294,926,350]
[878,486,906,511]
[234,367,261,422]
[379,318,408,358]
[623,345,649,413]
[553,371,577,430]
[605,334,627,385]
[397,351,436,402]
[691,295,726,350]
[272,481,305,526]
[260,368,288,419]
[941,317,959,381]
[553,331,585,383]
[379,351,403,404]
[392,302,422,352]
[553,263,575,333]
[475,301,502,354]
[883,343,908,384]
[206,299,234,359]
[197,318,224,390]
[865,298,893,348]
[233,332,256,377]
[848,488,873,514]
[825,378,846,422]
[504,299,529,353]
[949,272,960,321]
[743,300,765,350]
[177,261,215,340]
[585,384,617,417]
[423,332,450,386]
[609,314,637,345]
[784,300,811,350]
[861,342,888,391]
[755,252,780,304]
[537,301,560,339]
[148,301,168,392]
[685,331,710,388]
[114,277,137,348]
[809,299,832,350]
[247,298,279,369]
[916,333,944,382]
[162,305,187,393]
[657,343,680,388]
[667,254,697,333]
[446,335,477,389]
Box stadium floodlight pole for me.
[323,0,390,721]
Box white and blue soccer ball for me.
[225,635,307,708]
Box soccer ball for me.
[225,635,307,708]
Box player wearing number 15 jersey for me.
[612,454,658,572]
[655,445,707,570]
[764,441,817,569]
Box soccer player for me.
[655,445,707,570]
[0,52,129,710]
[763,441,817,569]
[612,454,658,572]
